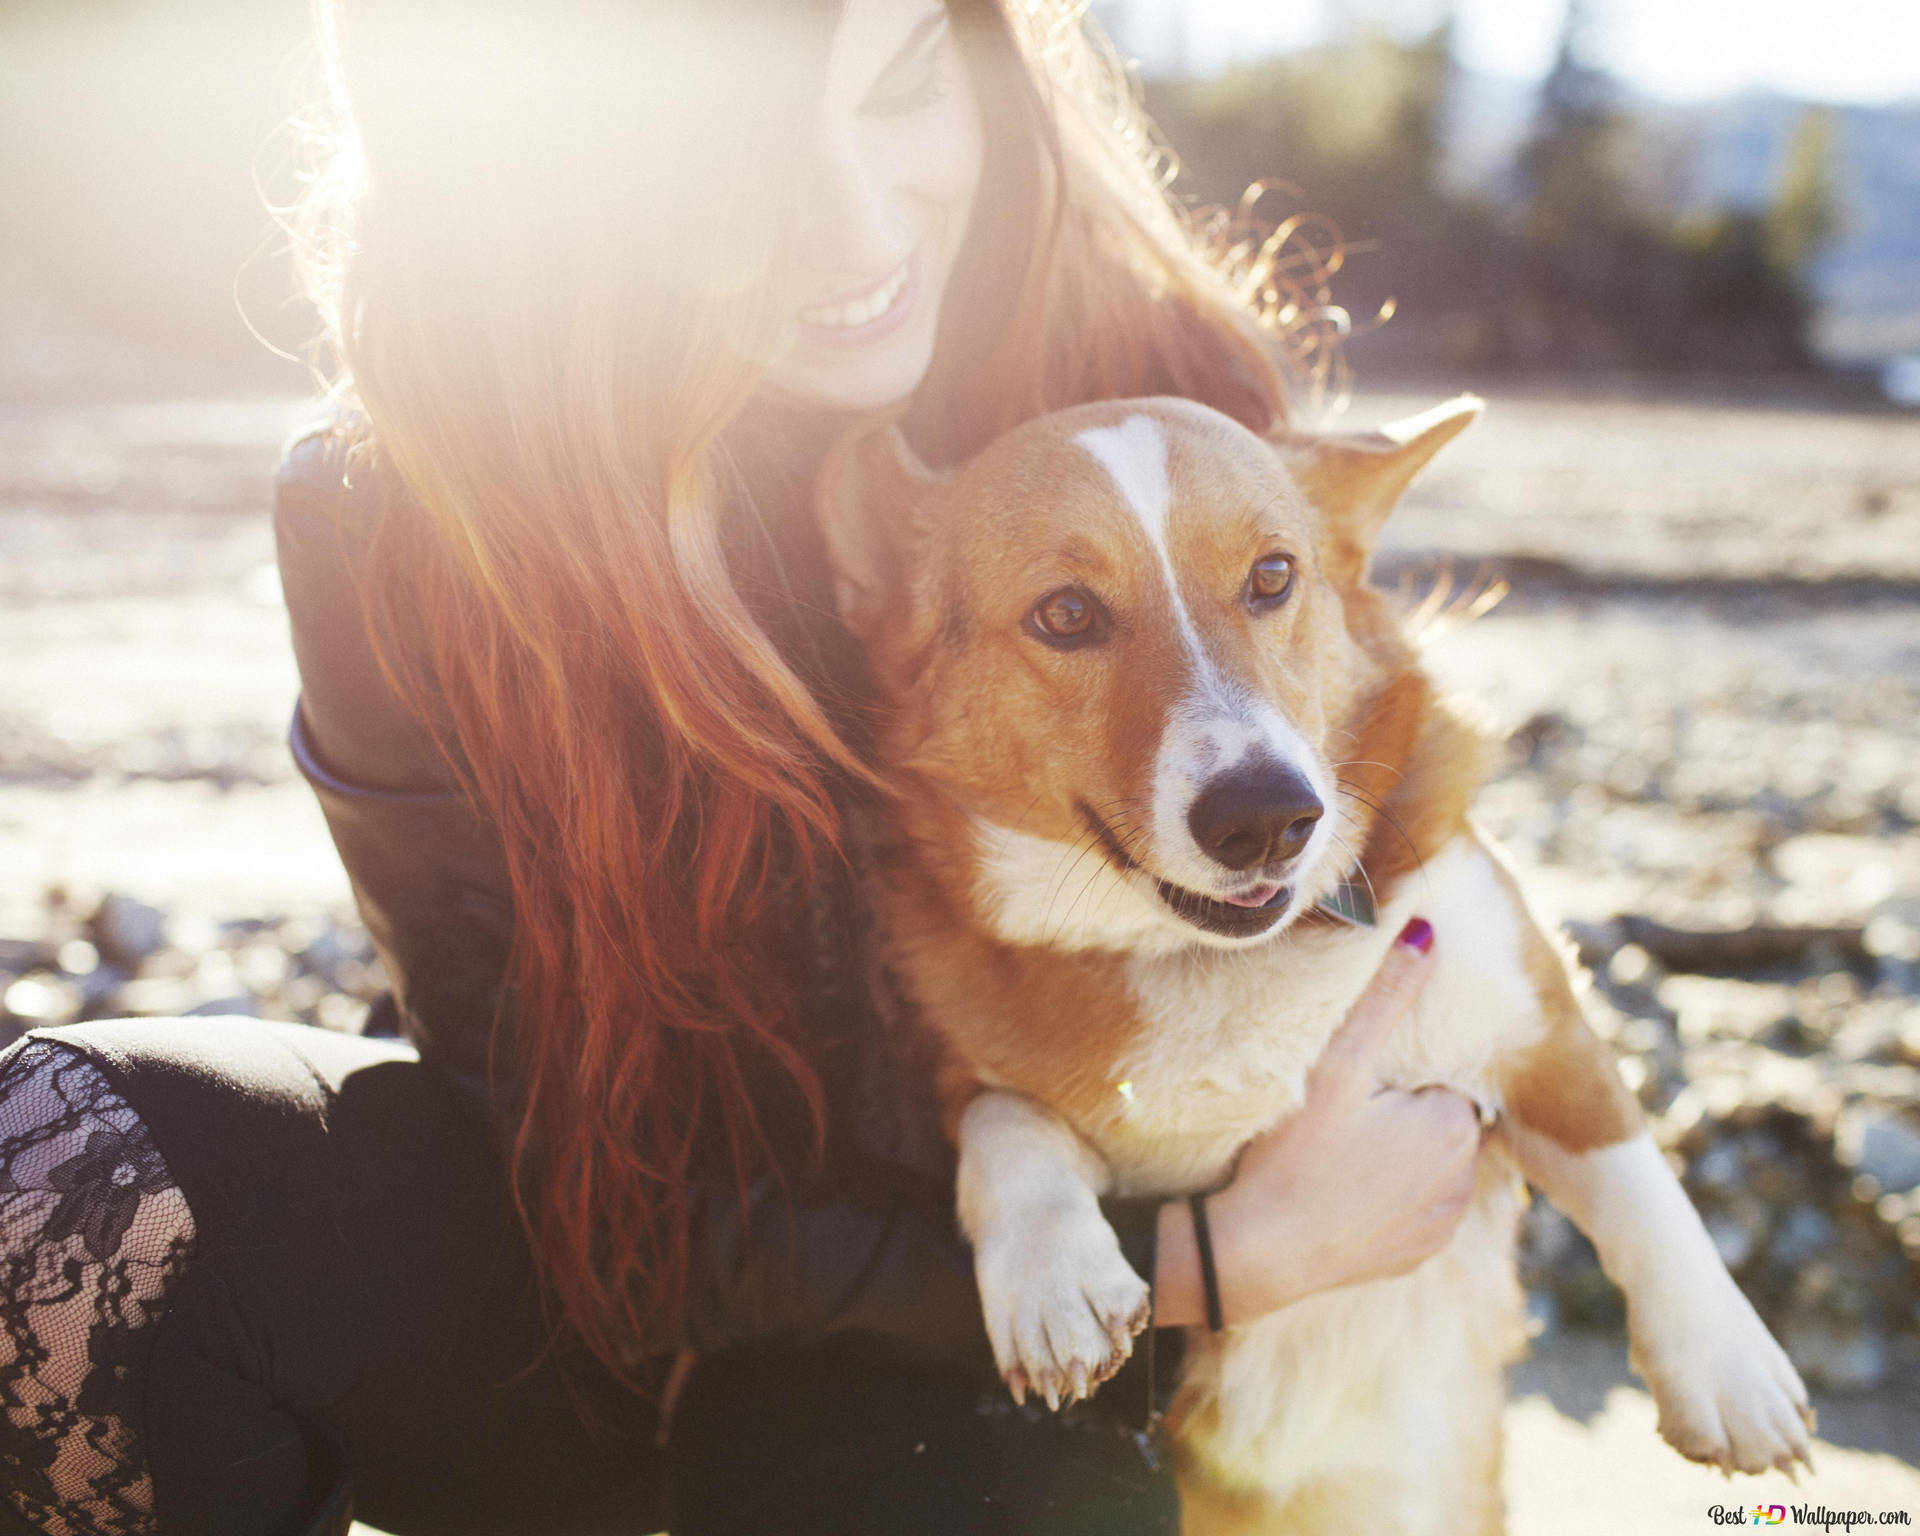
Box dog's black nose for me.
[1188,760,1324,871]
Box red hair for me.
[292,0,1323,1394]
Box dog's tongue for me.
[1223,882,1283,909]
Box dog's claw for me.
[1635,1272,1817,1478]
[1108,1294,1149,1353]
[1007,1368,1028,1407]
[975,1208,1152,1423]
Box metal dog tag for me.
[1315,877,1377,928]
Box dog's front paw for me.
[1630,1268,1816,1476]
[974,1207,1151,1411]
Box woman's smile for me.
[796,250,919,345]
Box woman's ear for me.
[1272,396,1482,572]
[813,421,946,639]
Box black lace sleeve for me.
[0,1038,197,1536]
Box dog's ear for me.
[814,421,945,640]
[1275,395,1481,569]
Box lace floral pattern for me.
[0,1039,196,1536]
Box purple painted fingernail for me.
[1396,916,1434,954]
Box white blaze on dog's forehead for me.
[1073,414,1212,665]
[1075,415,1171,548]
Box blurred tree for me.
[1765,106,1845,275]
[1146,18,1466,255]
[1145,17,1516,372]
[1516,0,1630,242]
[1670,208,1815,368]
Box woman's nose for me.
[794,126,909,278]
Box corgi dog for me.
[815,395,1814,1534]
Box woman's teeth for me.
[799,261,909,330]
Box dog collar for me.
[1314,876,1377,928]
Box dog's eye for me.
[1248,555,1295,608]
[1027,587,1104,646]
[1035,589,1092,636]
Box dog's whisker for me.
[1040,831,1106,945]
[1042,829,1100,908]
[1005,789,1049,842]
[1327,827,1381,914]
[1052,856,1111,947]
[1331,758,1405,786]
[1333,785,1423,877]
[1058,843,1119,939]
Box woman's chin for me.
[759,318,940,416]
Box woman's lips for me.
[794,251,918,349]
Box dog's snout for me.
[1187,761,1324,871]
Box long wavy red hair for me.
[292,0,1337,1394]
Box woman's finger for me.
[1412,1084,1482,1154]
[1313,917,1436,1091]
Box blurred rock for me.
[0,938,47,976]
[91,892,166,967]
[1782,1317,1890,1392]
[1771,1204,1835,1267]
[315,993,369,1033]
[184,994,258,1018]
[116,976,199,1017]
[1836,1108,1920,1197]
[2,973,81,1028]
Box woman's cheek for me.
[903,84,984,217]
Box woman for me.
[0,1,1483,1532]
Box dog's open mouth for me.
[1152,877,1292,937]
[1077,800,1293,939]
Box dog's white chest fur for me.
[1016,833,1548,1506]
[1089,835,1544,1198]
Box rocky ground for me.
[2,379,1917,1525]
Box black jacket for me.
[270,424,1164,1390]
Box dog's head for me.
[817,394,1479,954]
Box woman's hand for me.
[1153,917,1484,1327]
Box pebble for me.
[184,994,259,1019]
[1837,1108,1920,1197]
[2,974,80,1028]
[91,892,167,967]
[1781,1317,1891,1392]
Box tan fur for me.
[1490,854,1646,1153]
[817,394,1811,1529]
